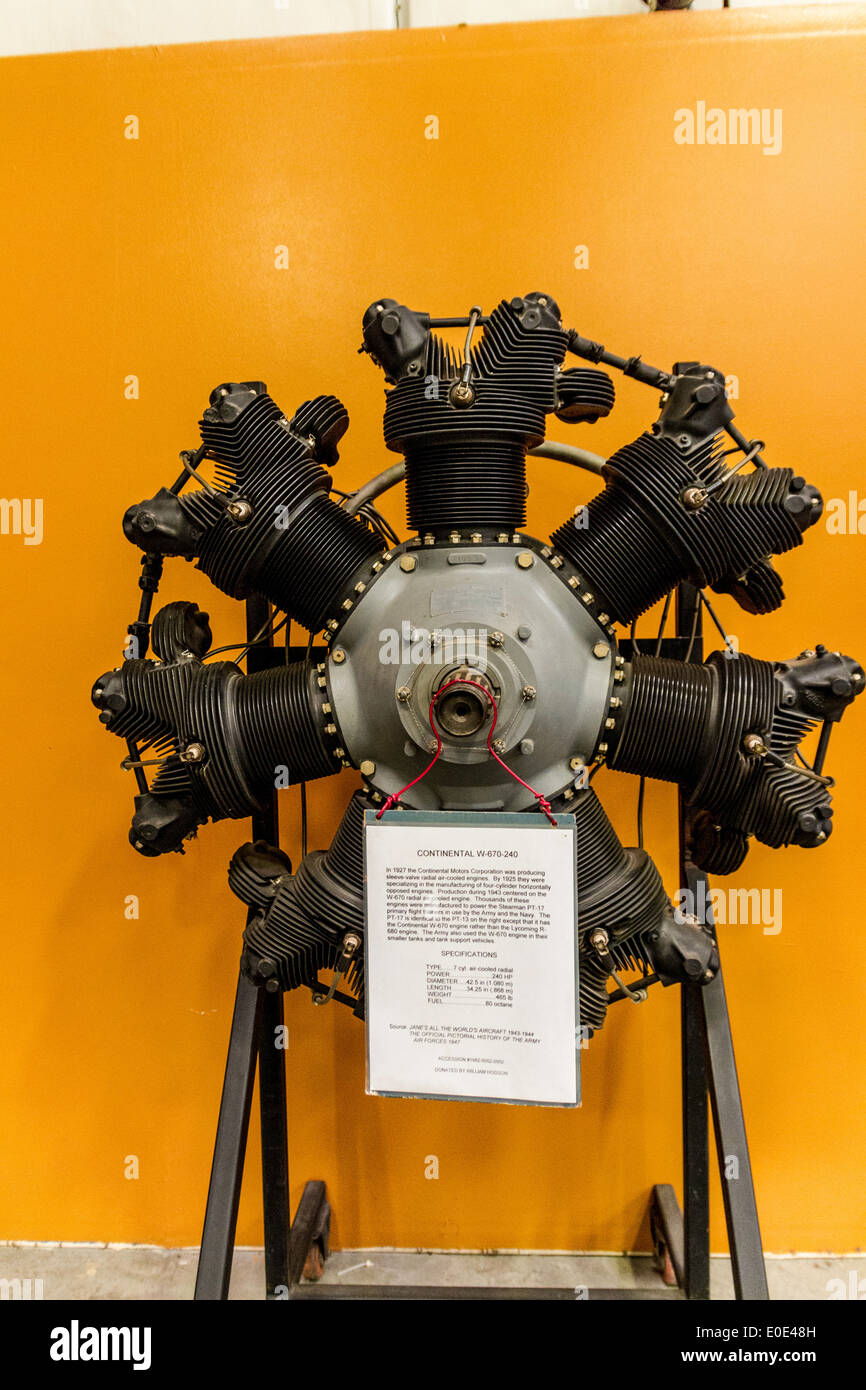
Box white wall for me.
[411,0,851,22]
[0,0,395,58]
[0,0,854,58]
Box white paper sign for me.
[364,811,579,1106]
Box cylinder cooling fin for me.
[92,644,338,855]
[607,646,863,871]
[233,791,368,1016]
[122,386,384,634]
[367,294,613,536]
[550,429,820,625]
[92,291,863,1033]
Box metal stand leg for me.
[259,985,291,1298]
[653,947,767,1303]
[195,592,291,1301]
[244,593,292,1299]
[681,976,711,1299]
[193,959,292,1301]
[702,964,769,1299]
[660,581,768,1301]
[194,971,263,1300]
[675,583,712,1300]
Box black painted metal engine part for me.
[122,390,384,634]
[234,792,368,1017]
[363,294,614,534]
[607,645,863,872]
[92,632,336,854]
[545,785,697,1030]
[92,291,863,1032]
[550,359,822,624]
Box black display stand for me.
[193,585,769,1301]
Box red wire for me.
[376,677,557,825]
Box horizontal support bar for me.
[288,1284,682,1301]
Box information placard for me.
[364,810,579,1106]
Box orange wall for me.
[1,8,864,1254]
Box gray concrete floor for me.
[1,1243,862,1300]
